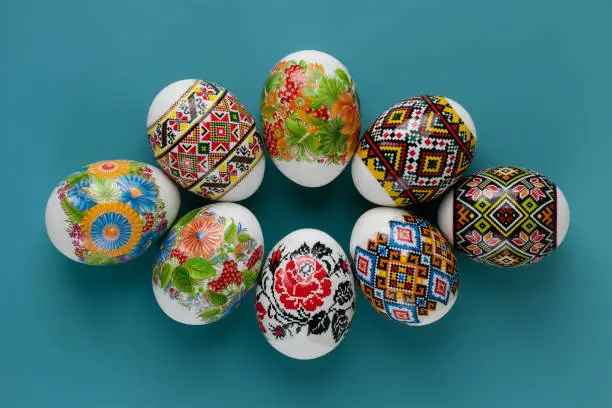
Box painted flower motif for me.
[158,231,176,263]
[81,202,143,257]
[87,160,130,179]
[69,224,85,240]
[66,179,95,211]
[277,137,292,161]
[331,92,360,137]
[512,231,546,254]
[274,255,332,313]
[130,231,155,258]
[88,177,121,202]
[116,174,159,215]
[179,215,223,258]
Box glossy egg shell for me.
[255,229,356,359]
[153,202,264,325]
[261,50,361,187]
[352,96,477,206]
[147,79,265,201]
[350,207,459,326]
[45,160,180,265]
[437,166,570,268]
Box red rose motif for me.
[274,255,332,313]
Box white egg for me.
[437,166,570,268]
[45,160,180,265]
[255,229,355,359]
[352,96,477,206]
[147,79,265,201]
[350,207,459,326]
[261,50,361,187]
[153,202,264,325]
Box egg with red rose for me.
[255,229,355,359]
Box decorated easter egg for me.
[255,229,355,359]
[153,202,264,325]
[45,160,180,265]
[261,50,361,187]
[350,207,458,325]
[437,166,570,268]
[352,96,477,206]
[147,79,265,201]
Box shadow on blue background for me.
[1,0,610,406]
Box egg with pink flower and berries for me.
[261,50,361,187]
[153,202,265,325]
[45,159,180,265]
[255,228,356,359]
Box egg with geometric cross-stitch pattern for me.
[437,166,570,268]
[152,202,264,325]
[261,50,361,187]
[352,96,477,207]
[147,79,265,201]
[255,228,356,359]
[349,207,459,326]
[45,160,180,265]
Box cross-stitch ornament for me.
[147,79,265,201]
[352,96,477,206]
[437,166,570,268]
[350,207,459,325]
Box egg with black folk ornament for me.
[255,229,356,359]
[45,160,180,265]
[352,96,477,206]
[261,50,361,187]
[147,79,265,201]
[153,202,264,325]
[350,207,459,325]
[437,166,570,268]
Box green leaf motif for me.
[265,72,282,93]
[199,308,221,320]
[160,264,172,287]
[172,266,193,294]
[83,253,118,266]
[313,77,345,108]
[299,60,308,70]
[262,105,276,117]
[64,171,89,186]
[60,198,85,224]
[237,232,251,243]
[185,258,217,280]
[176,209,200,228]
[89,177,121,201]
[242,269,259,289]
[318,118,348,156]
[285,116,307,139]
[335,68,351,90]
[208,292,228,306]
[224,221,237,243]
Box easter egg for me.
[352,96,477,206]
[437,166,570,268]
[255,229,355,359]
[147,79,265,201]
[261,50,361,187]
[350,207,459,325]
[153,202,264,325]
[45,160,180,265]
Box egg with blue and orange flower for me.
[45,159,180,265]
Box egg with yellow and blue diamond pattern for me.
[349,207,459,325]
[45,159,180,265]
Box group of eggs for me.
[45,50,570,360]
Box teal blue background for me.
[2,0,610,406]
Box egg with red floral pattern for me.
[255,229,356,359]
[153,202,264,325]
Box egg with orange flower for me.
[153,202,264,325]
[261,50,361,187]
[45,160,180,265]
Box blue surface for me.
[1,1,610,406]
